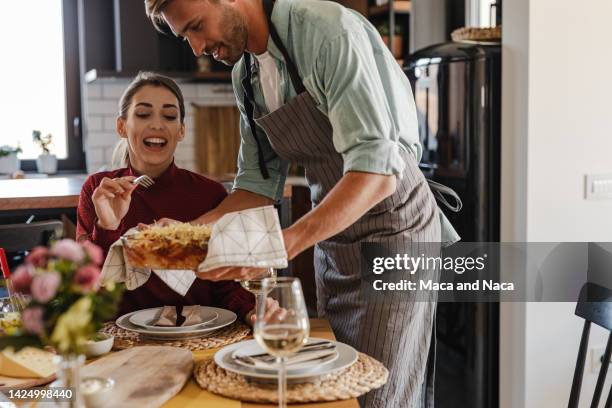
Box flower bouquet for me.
[0,239,123,354]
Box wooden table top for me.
[0,174,297,211]
[163,318,358,408]
[0,176,87,211]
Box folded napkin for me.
[236,348,338,370]
[198,205,288,272]
[100,229,196,296]
[153,305,203,327]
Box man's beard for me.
[216,6,247,65]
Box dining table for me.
[162,318,359,408]
[0,176,87,211]
[0,175,296,212]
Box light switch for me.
[585,174,612,199]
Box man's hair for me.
[144,0,173,33]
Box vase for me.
[0,154,20,175]
[53,354,85,408]
[36,153,58,174]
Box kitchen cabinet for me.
[78,0,231,83]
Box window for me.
[0,0,83,170]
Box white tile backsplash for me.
[83,80,236,175]
[180,85,198,99]
[103,116,118,132]
[87,162,106,174]
[87,116,103,132]
[181,132,195,147]
[102,83,127,99]
[88,99,120,115]
[184,114,194,130]
[174,147,195,161]
[86,132,117,148]
[86,147,105,163]
[86,84,102,99]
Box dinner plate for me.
[230,340,339,372]
[128,307,218,331]
[116,307,237,340]
[215,338,358,382]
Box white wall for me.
[501,0,612,407]
[82,80,236,174]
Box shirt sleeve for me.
[76,175,123,254]
[314,30,406,177]
[231,63,290,202]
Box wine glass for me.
[254,277,310,408]
[239,267,277,310]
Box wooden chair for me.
[0,220,63,270]
[568,282,612,408]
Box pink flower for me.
[50,239,84,263]
[74,264,101,293]
[26,247,49,268]
[10,264,34,294]
[81,241,104,266]
[22,307,44,335]
[31,272,61,303]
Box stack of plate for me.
[115,306,237,340]
[215,338,358,382]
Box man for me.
[145,0,459,406]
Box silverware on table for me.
[234,347,337,366]
[235,343,336,365]
[242,340,332,359]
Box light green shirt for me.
[231,0,422,202]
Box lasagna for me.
[122,223,212,270]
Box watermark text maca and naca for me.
[360,242,612,302]
[371,252,514,292]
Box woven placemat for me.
[194,352,388,403]
[101,322,251,351]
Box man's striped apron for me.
[242,1,441,405]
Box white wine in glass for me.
[254,324,308,358]
[240,268,277,295]
[254,277,309,408]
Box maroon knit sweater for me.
[76,162,254,319]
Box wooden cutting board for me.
[0,373,55,389]
[82,346,193,408]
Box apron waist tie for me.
[426,179,463,212]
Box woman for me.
[76,72,254,320]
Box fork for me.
[235,351,335,367]
[236,343,336,365]
[132,175,155,188]
[243,341,332,359]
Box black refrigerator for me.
[404,42,501,408]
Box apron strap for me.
[426,179,463,212]
[242,54,270,179]
[241,0,307,180]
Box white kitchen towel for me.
[198,205,288,272]
[100,228,197,296]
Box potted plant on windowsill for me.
[0,145,22,175]
[33,130,57,174]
